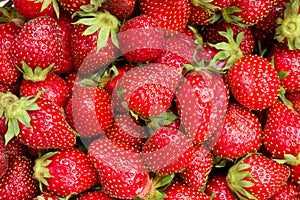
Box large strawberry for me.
[212,103,262,159]
[139,0,191,33]
[0,92,76,149]
[227,153,290,200]
[0,21,21,85]
[141,127,195,175]
[34,148,98,197]
[118,15,165,63]
[0,156,39,200]
[263,100,300,158]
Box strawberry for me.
[88,138,151,199]
[0,156,39,200]
[0,115,7,137]
[139,0,191,33]
[175,69,228,145]
[188,4,219,25]
[58,0,89,14]
[212,103,262,159]
[118,15,165,63]
[227,153,290,200]
[141,127,195,175]
[0,136,8,179]
[226,54,280,110]
[179,146,213,190]
[105,114,147,150]
[18,62,69,107]
[269,181,300,199]
[34,148,98,197]
[0,21,21,85]
[164,180,210,200]
[5,137,27,159]
[117,63,181,118]
[101,0,136,20]
[13,0,58,19]
[275,0,300,50]
[12,16,63,71]
[203,21,255,55]
[0,79,20,95]
[76,191,112,200]
[71,85,113,138]
[205,174,238,200]
[0,92,76,149]
[65,71,78,95]
[286,91,300,113]
[263,100,300,158]
[33,193,62,200]
[273,44,300,92]
[222,0,276,26]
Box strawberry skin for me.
[212,103,262,159]
[263,100,300,158]
[101,0,136,20]
[76,191,113,200]
[34,148,98,197]
[118,15,165,63]
[58,0,89,14]
[226,54,280,110]
[13,0,55,19]
[139,0,191,33]
[88,138,150,199]
[269,181,300,200]
[0,156,39,200]
[0,136,8,179]
[0,22,21,85]
[227,153,290,200]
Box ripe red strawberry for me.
[0,21,21,85]
[188,4,218,25]
[88,138,151,199]
[226,54,280,110]
[34,148,98,197]
[273,44,300,92]
[19,63,69,107]
[203,21,255,55]
[164,180,210,200]
[212,103,262,159]
[101,0,136,20]
[139,0,191,33]
[179,146,213,190]
[205,174,238,200]
[5,137,27,159]
[0,156,39,200]
[227,153,290,200]
[286,92,300,113]
[263,100,300,158]
[76,191,113,200]
[269,181,300,199]
[222,0,276,26]
[58,0,89,14]
[0,79,20,95]
[33,193,61,200]
[12,16,63,71]
[13,0,58,19]
[0,92,76,149]
[105,114,147,150]
[0,136,8,179]
[175,69,229,145]
[71,85,113,138]
[118,15,165,63]
[141,127,195,175]
[65,71,78,95]
[117,63,181,118]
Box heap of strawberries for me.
[0,0,300,199]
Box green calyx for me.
[227,162,257,200]
[143,112,178,135]
[275,153,300,165]
[275,0,300,50]
[221,6,249,28]
[17,61,54,82]
[34,151,59,191]
[191,0,220,11]
[0,91,43,145]
[73,10,120,51]
[35,0,60,18]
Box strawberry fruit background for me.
[0,0,300,199]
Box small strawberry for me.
[205,174,238,200]
[0,21,21,85]
[101,0,136,20]
[18,62,69,107]
[76,191,113,200]
[263,100,300,158]
[0,136,8,179]
[141,127,195,175]
[164,180,210,200]
[88,138,151,199]
[0,156,39,200]
[212,103,262,159]
[179,146,213,190]
[227,153,290,200]
[269,181,300,199]
[139,0,191,33]
[34,148,98,197]
[118,15,165,63]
